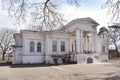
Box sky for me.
[0,0,109,31]
[58,0,109,30]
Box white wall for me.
[13,47,23,64]
[14,34,22,46]
[22,32,44,55]
[23,56,44,64]
[19,31,69,64]
[100,55,108,61]
[48,32,69,55]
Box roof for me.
[63,17,99,29]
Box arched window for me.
[37,42,41,52]
[30,41,34,52]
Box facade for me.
[12,17,109,64]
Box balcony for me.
[83,51,96,54]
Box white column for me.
[58,38,60,55]
[85,35,88,51]
[76,29,81,63]
[68,34,70,52]
[45,33,50,63]
[87,36,90,51]
[83,36,85,51]
[94,32,97,53]
[76,29,81,53]
[46,34,50,54]
[80,30,83,53]
[91,32,95,52]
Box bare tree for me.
[102,0,120,22]
[3,0,120,29]
[98,24,120,57]
[0,28,15,60]
[2,0,81,31]
[108,24,120,57]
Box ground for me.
[0,60,120,80]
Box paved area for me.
[0,60,120,80]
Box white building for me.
[12,17,109,64]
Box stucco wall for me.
[23,56,44,64]
[14,33,22,46]
[13,47,23,64]
[18,31,69,64]
[22,32,44,55]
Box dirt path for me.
[0,60,120,80]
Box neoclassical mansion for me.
[12,17,109,64]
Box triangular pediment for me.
[65,17,99,29]
[61,17,99,32]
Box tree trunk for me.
[2,52,6,61]
[115,47,119,58]
[2,53,5,61]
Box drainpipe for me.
[43,32,46,64]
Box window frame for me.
[52,41,57,52]
[37,42,41,52]
[61,41,65,52]
[103,46,105,53]
[30,41,34,52]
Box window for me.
[103,46,105,53]
[52,41,57,52]
[37,42,41,52]
[61,41,65,52]
[75,43,76,52]
[30,41,34,52]
[72,44,73,52]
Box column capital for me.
[75,28,83,32]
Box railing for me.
[83,51,96,54]
[69,52,78,54]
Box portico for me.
[65,17,99,63]
[68,28,98,63]
[68,29,97,52]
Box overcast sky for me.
[58,0,109,30]
[0,0,109,30]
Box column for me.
[80,30,83,53]
[85,34,88,51]
[80,30,84,63]
[91,32,95,52]
[76,29,82,63]
[46,34,50,54]
[76,29,81,53]
[68,34,70,52]
[83,34,86,52]
[45,33,50,63]
[94,32,97,53]
[87,35,90,51]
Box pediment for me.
[62,17,99,32]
